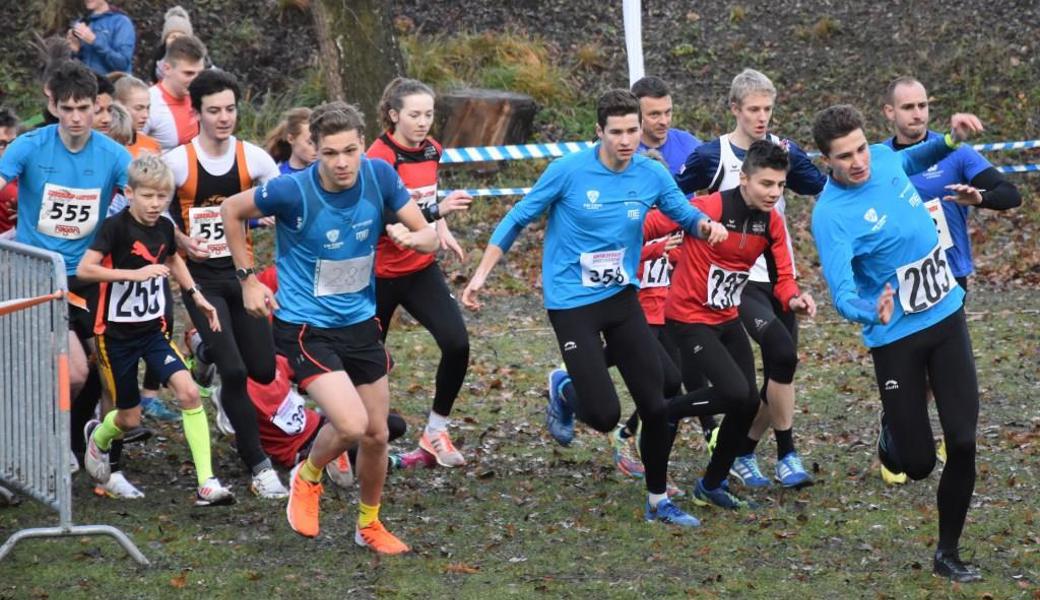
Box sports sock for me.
[648,492,668,508]
[739,436,759,457]
[299,458,323,483]
[425,411,449,435]
[358,501,380,528]
[775,428,795,459]
[181,406,214,486]
[93,410,124,452]
[251,457,274,476]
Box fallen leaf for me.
[444,562,479,574]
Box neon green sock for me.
[93,410,124,452]
[299,458,323,483]
[181,406,214,486]
[357,501,380,528]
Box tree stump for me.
[436,89,538,171]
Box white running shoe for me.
[195,477,236,507]
[209,386,235,436]
[69,448,80,474]
[93,471,145,499]
[83,419,111,484]
[250,468,289,499]
[324,453,354,488]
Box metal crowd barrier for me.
[0,238,148,566]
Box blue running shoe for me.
[693,478,752,509]
[141,396,181,422]
[775,452,813,488]
[546,369,574,446]
[729,453,769,488]
[644,498,700,527]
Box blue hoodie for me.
[75,8,136,75]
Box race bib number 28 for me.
[580,249,628,288]
[896,243,956,314]
[37,183,101,239]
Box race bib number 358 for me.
[896,243,956,314]
[580,249,628,288]
[706,265,749,310]
[37,183,101,239]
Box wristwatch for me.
[235,267,256,281]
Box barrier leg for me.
[0,524,150,566]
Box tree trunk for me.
[310,0,405,139]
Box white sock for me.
[648,492,668,508]
[425,411,449,435]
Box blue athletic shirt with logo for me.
[254,158,409,327]
[676,135,824,195]
[0,125,130,274]
[637,128,701,175]
[811,137,965,348]
[489,145,710,310]
[881,130,990,278]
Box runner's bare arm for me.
[221,187,278,318]
[167,252,221,332]
[461,244,505,311]
[386,200,438,253]
[77,249,169,283]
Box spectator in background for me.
[66,0,135,76]
[114,76,161,157]
[149,6,195,83]
[144,35,207,150]
[0,108,19,234]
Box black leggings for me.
[376,263,470,418]
[183,276,276,472]
[547,288,672,495]
[870,308,978,552]
[666,318,759,489]
[739,281,799,391]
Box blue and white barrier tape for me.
[997,164,1040,173]
[440,139,1040,165]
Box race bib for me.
[896,243,956,314]
[314,253,374,297]
[271,390,307,435]
[188,207,229,258]
[640,255,671,288]
[705,265,750,309]
[924,199,954,250]
[580,249,628,288]
[37,183,101,239]
[409,184,438,209]
[107,277,165,323]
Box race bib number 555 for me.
[580,249,628,287]
[37,183,101,239]
[896,243,956,314]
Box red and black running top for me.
[647,187,800,326]
[90,210,176,338]
[367,131,442,278]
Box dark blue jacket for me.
[75,9,136,75]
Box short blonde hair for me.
[107,103,133,146]
[127,153,174,193]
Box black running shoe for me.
[933,549,982,583]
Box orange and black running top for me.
[170,140,252,280]
[90,210,176,338]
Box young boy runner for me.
[77,153,234,506]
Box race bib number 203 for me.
[896,243,956,314]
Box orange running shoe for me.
[286,463,323,538]
[419,430,466,467]
[354,520,410,555]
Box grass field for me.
[1,284,1038,599]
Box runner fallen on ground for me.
[677,68,826,489]
[462,89,728,527]
[163,68,287,499]
[654,140,815,509]
[368,78,473,467]
[0,60,130,483]
[811,104,985,582]
[77,153,235,506]
[222,100,438,553]
[877,76,1022,485]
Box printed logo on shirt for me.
[725,218,737,229]
[130,241,164,264]
[563,341,577,351]
[356,229,369,242]
[423,145,439,160]
[693,345,703,354]
[864,208,879,223]
[627,209,640,220]
[584,189,602,210]
[922,164,944,180]
[323,228,344,250]
[899,182,917,202]
[754,318,768,330]
[884,379,899,391]
[164,354,177,365]
[751,221,766,234]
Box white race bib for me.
[107,277,165,323]
[580,249,628,288]
[924,199,954,250]
[640,255,671,288]
[896,243,956,314]
[37,183,102,239]
[314,253,374,297]
[188,207,230,258]
[409,183,438,209]
[271,390,307,435]
[705,265,750,309]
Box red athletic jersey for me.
[0,180,17,233]
[248,353,321,468]
[636,208,679,325]
[651,188,800,325]
[367,132,441,278]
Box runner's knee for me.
[761,320,798,384]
